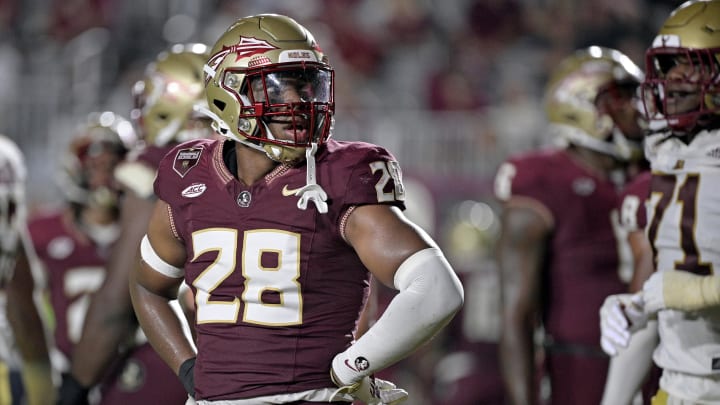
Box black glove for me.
[178,357,196,397]
[56,373,89,405]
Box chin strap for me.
[293,143,328,214]
[194,104,268,154]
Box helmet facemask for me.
[596,80,646,160]
[220,62,334,163]
[640,0,720,137]
[57,113,136,221]
[642,47,720,136]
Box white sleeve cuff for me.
[140,235,184,278]
[331,247,464,385]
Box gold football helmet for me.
[131,43,212,147]
[203,14,334,163]
[641,0,720,135]
[544,46,644,160]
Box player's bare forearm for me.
[628,231,654,293]
[500,323,536,405]
[130,264,195,373]
[69,290,135,385]
[497,205,547,405]
[6,249,51,363]
[70,193,155,385]
[499,270,538,405]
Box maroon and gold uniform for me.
[29,209,109,362]
[619,170,651,234]
[154,138,405,400]
[29,207,187,404]
[495,148,628,404]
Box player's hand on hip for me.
[330,370,408,404]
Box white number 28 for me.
[191,228,303,326]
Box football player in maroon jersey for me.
[494,46,645,405]
[600,170,663,405]
[57,44,214,405]
[38,112,192,405]
[129,14,464,404]
[0,134,54,405]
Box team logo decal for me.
[572,177,595,196]
[173,147,203,178]
[237,190,252,207]
[206,36,278,74]
[229,36,279,61]
[708,147,720,159]
[281,184,303,197]
[181,183,207,198]
[354,357,370,372]
[118,358,146,392]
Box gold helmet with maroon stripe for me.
[202,14,334,163]
[131,43,213,147]
[545,46,645,160]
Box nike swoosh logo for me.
[282,184,303,196]
[344,359,358,372]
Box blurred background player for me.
[18,111,188,405]
[495,45,646,404]
[57,44,213,405]
[599,169,662,405]
[599,1,720,403]
[0,134,54,405]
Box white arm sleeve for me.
[331,247,464,385]
[601,320,658,405]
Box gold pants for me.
[0,363,13,405]
[651,389,669,405]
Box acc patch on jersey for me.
[173,147,203,178]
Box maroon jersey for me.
[495,148,626,346]
[154,138,406,400]
[116,144,176,200]
[99,342,188,405]
[138,145,172,170]
[619,170,651,232]
[27,209,109,360]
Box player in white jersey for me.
[0,134,54,405]
[599,1,720,403]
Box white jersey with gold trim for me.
[644,129,720,398]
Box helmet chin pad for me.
[263,143,306,163]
